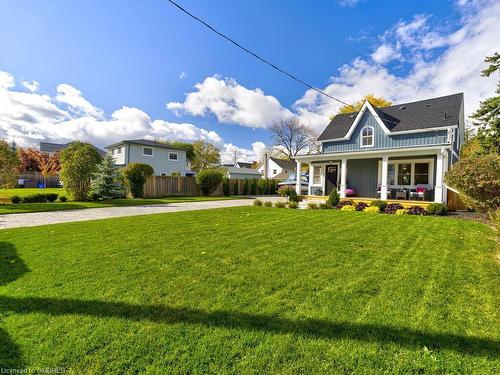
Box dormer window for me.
[361,126,374,147]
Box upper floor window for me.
[361,126,374,147]
[272,169,277,175]
[168,152,178,160]
[142,147,154,157]
[117,147,122,154]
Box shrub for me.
[341,204,355,211]
[258,179,268,195]
[90,154,126,200]
[46,193,59,202]
[370,200,388,212]
[232,180,239,195]
[22,193,48,203]
[407,206,428,215]
[278,186,299,203]
[288,201,299,209]
[355,202,369,211]
[395,209,407,215]
[59,196,67,202]
[445,154,500,211]
[123,163,155,198]
[427,203,448,216]
[250,179,258,195]
[59,141,102,201]
[253,199,263,206]
[195,168,224,196]
[274,201,287,208]
[264,200,273,207]
[319,203,331,209]
[384,203,404,214]
[336,200,354,209]
[0,140,20,188]
[364,206,380,214]
[242,179,249,195]
[10,195,21,204]
[326,189,340,207]
[222,178,231,196]
[307,202,319,210]
[269,179,277,194]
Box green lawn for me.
[0,188,64,198]
[0,208,498,373]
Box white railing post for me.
[381,156,388,200]
[435,152,444,203]
[295,160,302,195]
[340,159,347,198]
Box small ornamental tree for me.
[232,180,239,195]
[195,169,224,196]
[326,189,340,207]
[59,142,102,201]
[242,179,249,195]
[0,140,20,188]
[222,177,231,196]
[90,154,126,199]
[445,154,500,211]
[123,163,154,198]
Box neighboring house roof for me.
[317,93,463,141]
[39,141,106,156]
[225,166,262,176]
[273,172,291,180]
[269,157,296,170]
[236,161,253,169]
[105,139,186,152]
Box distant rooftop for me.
[105,139,187,151]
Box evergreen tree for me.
[90,154,126,199]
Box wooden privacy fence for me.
[447,190,467,211]
[17,172,60,188]
[142,176,257,198]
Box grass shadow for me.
[0,295,498,358]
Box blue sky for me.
[0,0,498,162]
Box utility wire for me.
[166,0,350,106]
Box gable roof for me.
[269,157,296,170]
[225,166,262,175]
[318,93,463,141]
[105,139,187,152]
[236,161,253,169]
[39,141,106,156]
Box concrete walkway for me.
[0,198,281,230]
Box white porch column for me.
[295,160,302,195]
[434,152,444,203]
[340,158,347,198]
[381,156,388,200]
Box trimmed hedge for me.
[10,193,59,204]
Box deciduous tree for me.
[191,141,221,171]
[0,140,19,188]
[338,94,392,114]
[269,117,317,159]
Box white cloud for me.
[179,71,187,80]
[295,0,500,132]
[166,76,292,128]
[22,80,39,93]
[0,71,254,155]
[55,83,104,119]
[338,0,363,7]
[220,141,267,164]
[371,44,401,64]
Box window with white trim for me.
[397,163,412,185]
[312,166,321,185]
[168,152,178,160]
[361,127,374,147]
[414,163,429,184]
[142,147,153,156]
[117,147,121,154]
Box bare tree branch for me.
[268,117,318,159]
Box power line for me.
[166,0,350,106]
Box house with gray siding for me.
[105,139,189,176]
[294,93,464,203]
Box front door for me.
[325,165,338,195]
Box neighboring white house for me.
[257,155,296,180]
[105,139,189,176]
[224,166,262,180]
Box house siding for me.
[127,144,187,176]
[322,112,450,153]
[346,159,379,198]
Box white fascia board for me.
[294,145,451,163]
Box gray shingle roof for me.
[105,139,187,152]
[270,157,296,170]
[317,93,464,141]
[39,141,106,156]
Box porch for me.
[294,147,449,204]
